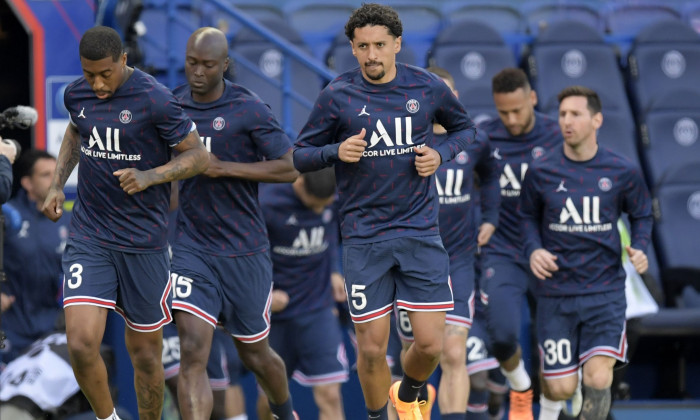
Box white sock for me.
[225,415,248,420]
[500,360,531,391]
[538,394,562,420]
[96,408,121,420]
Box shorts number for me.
[67,263,83,289]
[171,273,193,299]
[467,336,487,362]
[351,284,367,311]
[162,336,181,364]
[398,309,412,334]
[543,338,572,366]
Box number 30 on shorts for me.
[543,338,572,366]
[67,263,84,289]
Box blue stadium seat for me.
[522,0,605,37]
[381,0,443,67]
[627,19,700,116]
[428,19,516,113]
[440,0,530,59]
[598,109,642,170]
[325,29,418,73]
[526,19,631,115]
[230,19,322,136]
[683,1,700,34]
[201,0,285,38]
[652,162,700,273]
[137,2,202,74]
[283,0,356,61]
[603,1,683,64]
[639,89,700,187]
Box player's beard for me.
[364,62,385,81]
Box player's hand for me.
[113,168,154,195]
[627,246,648,274]
[530,248,559,280]
[414,144,441,177]
[1,293,15,313]
[338,128,367,163]
[331,272,347,302]
[270,289,290,313]
[41,187,65,222]
[0,138,18,164]
[477,222,496,247]
[202,153,223,178]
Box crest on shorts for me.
[598,177,612,192]
[406,99,420,114]
[213,117,225,131]
[119,110,132,124]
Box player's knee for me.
[543,381,575,401]
[491,341,517,362]
[178,334,210,363]
[313,384,342,410]
[440,341,466,368]
[126,340,162,374]
[583,368,613,390]
[412,338,443,362]
[66,335,101,366]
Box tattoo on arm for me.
[53,125,81,189]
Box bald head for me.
[185,27,230,102]
[187,27,229,59]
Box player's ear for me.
[394,35,402,54]
[592,111,603,130]
[223,57,230,72]
[120,52,127,66]
[350,40,357,57]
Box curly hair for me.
[492,68,531,94]
[345,3,403,41]
[79,26,123,62]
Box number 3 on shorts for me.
[351,284,367,311]
[67,263,83,289]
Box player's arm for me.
[431,78,477,164]
[203,149,298,182]
[520,168,558,279]
[42,123,81,221]
[0,144,12,204]
[623,166,654,274]
[474,135,501,246]
[293,86,348,172]
[114,130,209,195]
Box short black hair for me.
[303,167,336,199]
[15,149,55,179]
[492,68,531,94]
[557,85,602,115]
[79,26,123,61]
[345,3,402,41]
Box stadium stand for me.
[597,109,643,170]
[229,18,323,136]
[428,19,515,122]
[626,19,700,117]
[284,0,356,61]
[381,0,443,67]
[440,0,530,60]
[638,89,700,187]
[201,0,285,38]
[603,0,683,64]
[525,19,632,116]
[521,0,605,37]
[137,0,202,76]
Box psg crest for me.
[119,109,132,124]
[213,117,225,131]
[405,99,420,114]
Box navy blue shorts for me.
[537,290,627,379]
[170,246,273,342]
[162,324,243,389]
[480,259,536,349]
[447,250,476,328]
[466,310,499,375]
[62,239,171,331]
[342,236,453,323]
[269,308,349,386]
